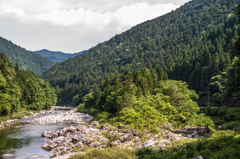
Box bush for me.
[223,121,240,130]
[136,131,240,159]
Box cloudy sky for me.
[0,0,190,53]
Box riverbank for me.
[0,111,33,130]
[0,107,93,159]
[0,106,92,131]
[41,121,211,158]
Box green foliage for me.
[0,53,57,117]
[200,107,240,129]
[42,0,240,105]
[79,69,213,133]
[220,57,240,106]
[0,37,55,75]
[69,148,136,159]
[136,130,240,159]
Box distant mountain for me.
[34,49,86,62]
[0,37,55,75]
[42,0,240,105]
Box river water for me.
[0,110,90,159]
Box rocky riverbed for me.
[0,107,93,159]
[41,121,211,158]
[0,107,92,131]
[17,107,92,125]
[1,108,210,159]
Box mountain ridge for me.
[41,0,240,105]
[34,49,86,62]
[0,37,55,75]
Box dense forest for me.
[78,68,214,133]
[0,53,57,120]
[0,37,55,75]
[34,49,86,62]
[42,0,240,106]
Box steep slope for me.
[34,49,86,62]
[42,0,240,105]
[0,37,55,75]
[0,53,57,118]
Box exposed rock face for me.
[171,126,210,138]
[42,121,188,158]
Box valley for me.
[1,0,240,158]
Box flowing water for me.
[0,110,90,159]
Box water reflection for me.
[0,122,79,159]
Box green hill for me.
[34,49,86,62]
[0,53,57,120]
[0,37,55,75]
[41,0,240,105]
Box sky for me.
[0,0,190,53]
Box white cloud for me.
[0,0,187,53]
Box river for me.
[0,108,91,159]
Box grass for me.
[69,147,137,159]
[0,109,42,123]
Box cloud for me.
[0,0,188,53]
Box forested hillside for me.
[34,49,86,62]
[78,68,213,132]
[0,37,55,75]
[0,53,57,120]
[42,0,240,105]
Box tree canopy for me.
[0,53,57,119]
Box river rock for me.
[120,134,131,143]
[67,126,77,133]
[41,121,192,158]
[100,124,109,130]
[187,132,198,138]
[42,130,54,138]
[111,132,118,138]
[90,142,101,148]
[132,130,141,137]
[72,136,81,144]
[89,121,99,128]
[110,140,121,147]
[142,140,155,148]
[100,138,109,144]
[50,132,59,139]
[146,133,153,139]
[118,124,124,129]
[2,154,14,158]
[77,125,87,132]
[86,138,94,145]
